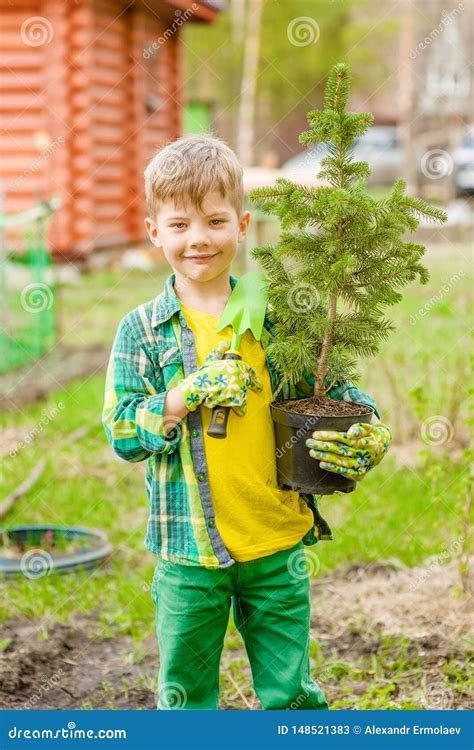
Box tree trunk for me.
[315,293,337,399]
[236,0,263,166]
[230,0,246,46]
[398,0,418,195]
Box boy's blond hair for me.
[144,135,244,219]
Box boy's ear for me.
[144,217,162,249]
[237,210,251,243]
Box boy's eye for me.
[171,222,186,229]
[210,219,224,225]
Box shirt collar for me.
[151,272,239,328]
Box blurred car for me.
[281,142,330,178]
[351,126,404,184]
[282,126,404,186]
[453,125,474,196]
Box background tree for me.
[236,0,263,165]
[183,0,397,163]
[250,63,447,403]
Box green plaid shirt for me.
[103,273,380,568]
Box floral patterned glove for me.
[306,422,392,480]
[177,340,263,415]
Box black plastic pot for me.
[271,401,374,495]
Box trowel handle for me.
[207,352,242,439]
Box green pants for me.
[150,540,329,710]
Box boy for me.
[102,135,392,710]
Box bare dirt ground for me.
[1,558,472,710]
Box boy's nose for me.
[188,231,210,248]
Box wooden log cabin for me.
[0,0,221,259]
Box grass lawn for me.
[0,242,471,709]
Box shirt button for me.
[185,339,193,347]
[208,519,215,528]
[191,429,199,438]
[197,472,205,481]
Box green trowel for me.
[207,270,268,439]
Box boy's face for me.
[145,192,250,286]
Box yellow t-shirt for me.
[180,301,314,562]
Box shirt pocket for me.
[155,346,184,389]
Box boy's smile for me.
[145,191,250,291]
[183,251,218,263]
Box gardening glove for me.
[306,422,392,480]
[177,340,263,416]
